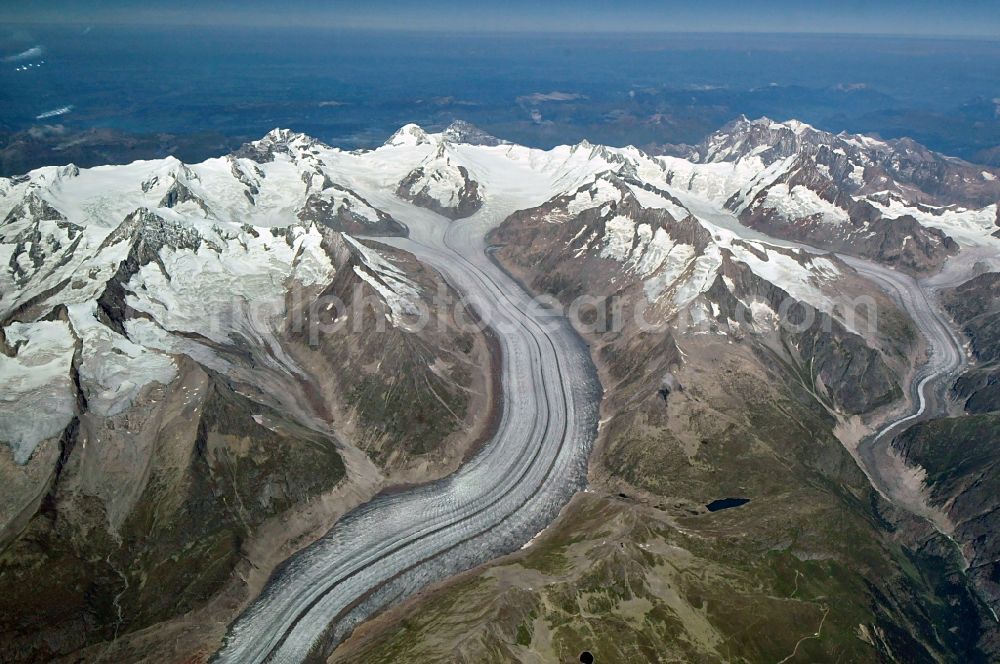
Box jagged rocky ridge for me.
[660,116,1000,273]
[680,115,1000,207]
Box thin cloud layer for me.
[3,45,44,62]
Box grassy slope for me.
[335,335,992,663]
[893,413,1000,620]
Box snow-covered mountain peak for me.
[570,139,615,162]
[700,115,831,164]
[2,190,66,228]
[695,115,995,196]
[21,163,80,191]
[385,123,432,148]
[656,115,1000,271]
[140,159,200,197]
[441,121,508,147]
[395,142,484,219]
[261,127,313,146]
[566,140,659,176]
[100,206,207,254]
[784,118,813,134]
[231,128,325,163]
[731,115,816,135]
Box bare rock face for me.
[157,177,209,214]
[943,272,1000,414]
[705,254,900,415]
[944,272,1000,365]
[283,231,494,470]
[396,145,483,220]
[491,173,710,302]
[441,120,508,147]
[2,191,68,227]
[0,360,347,662]
[297,184,407,236]
[891,414,1000,618]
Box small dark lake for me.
[706,498,750,512]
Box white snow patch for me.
[67,301,177,416]
[763,184,848,224]
[344,235,422,326]
[0,319,77,463]
[872,200,999,247]
[626,184,690,221]
[600,215,636,262]
[729,242,841,317]
[673,244,722,308]
[566,178,621,216]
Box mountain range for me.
[1,117,998,663]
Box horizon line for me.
[2,19,1000,41]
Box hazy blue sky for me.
[1,0,999,36]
